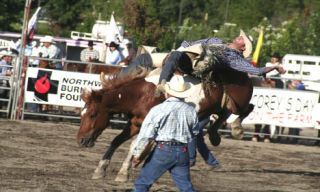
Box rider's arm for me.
[225,50,267,76]
[262,65,286,75]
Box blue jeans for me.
[188,118,219,167]
[159,51,193,83]
[133,144,195,192]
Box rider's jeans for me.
[133,144,195,192]
[188,118,219,167]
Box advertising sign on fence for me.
[24,68,102,107]
[241,87,319,128]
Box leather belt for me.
[157,141,187,146]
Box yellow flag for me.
[251,28,264,67]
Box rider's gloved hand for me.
[154,79,166,97]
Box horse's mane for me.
[100,68,148,90]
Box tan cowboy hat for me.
[40,35,53,43]
[164,75,194,98]
[239,29,252,58]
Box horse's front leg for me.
[207,108,231,146]
[92,121,140,180]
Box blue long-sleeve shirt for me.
[105,49,124,65]
[0,60,10,78]
[181,37,267,76]
[133,97,199,156]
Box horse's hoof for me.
[231,126,244,140]
[92,169,106,179]
[208,128,221,146]
[115,173,128,182]
[91,159,109,179]
[231,118,244,140]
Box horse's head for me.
[77,89,109,147]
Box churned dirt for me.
[0,119,319,192]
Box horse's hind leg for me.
[231,104,254,140]
[115,137,137,182]
[207,108,231,146]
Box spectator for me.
[0,51,12,109]
[252,124,271,143]
[132,75,199,192]
[39,36,63,69]
[252,53,285,143]
[119,39,136,66]
[80,40,99,62]
[105,41,124,65]
[265,52,284,88]
[286,79,305,143]
[287,79,305,90]
[0,51,12,78]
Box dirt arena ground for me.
[0,119,319,192]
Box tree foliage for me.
[123,1,164,47]
[2,0,320,58]
[0,0,25,32]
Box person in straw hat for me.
[39,35,62,69]
[0,50,12,108]
[132,75,200,192]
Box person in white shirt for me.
[80,40,99,62]
[39,36,62,69]
[265,52,284,88]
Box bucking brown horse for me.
[76,66,254,180]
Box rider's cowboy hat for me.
[239,29,252,58]
[164,75,194,98]
[40,35,54,43]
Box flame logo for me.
[35,73,50,94]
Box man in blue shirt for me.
[0,51,12,108]
[132,75,200,192]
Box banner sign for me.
[241,87,319,128]
[25,68,102,107]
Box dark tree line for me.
[1,0,320,65]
